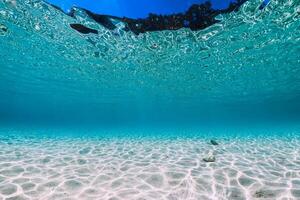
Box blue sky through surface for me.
[45,0,240,18]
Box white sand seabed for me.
[0,133,300,200]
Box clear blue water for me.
[0,0,299,130]
[0,1,300,199]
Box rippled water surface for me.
[0,0,299,119]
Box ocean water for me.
[0,0,300,199]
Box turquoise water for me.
[1,0,299,128]
[0,0,300,199]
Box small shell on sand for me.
[203,150,216,162]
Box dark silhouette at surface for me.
[70,24,98,34]
[119,1,246,34]
[50,0,251,34]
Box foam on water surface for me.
[0,129,300,200]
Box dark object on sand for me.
[210,139,219,146]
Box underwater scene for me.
[0,0,300,199]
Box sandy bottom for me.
[0,130,300,200]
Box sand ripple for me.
[0,131,300,200]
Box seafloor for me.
[0,129,300,200]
